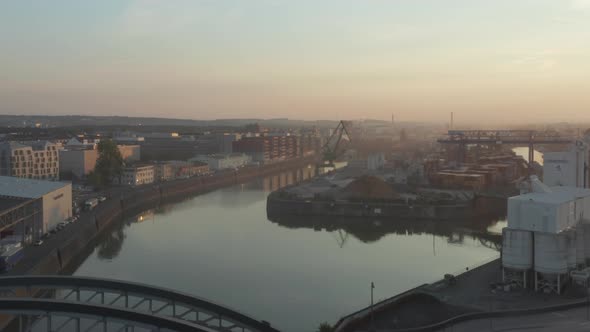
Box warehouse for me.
[0,176,72,237]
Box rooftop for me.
[510,186,590,204]
[0,176,71,199]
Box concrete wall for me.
[41,183,72,233]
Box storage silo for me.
[502,228,533,288]
[534,232,570,294]
[567,229,577,269]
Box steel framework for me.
[0,276,280,332]
[437,130,574,164]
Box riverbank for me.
[6,155,318,277]
[332,257,589,331]
[267,191,506,221]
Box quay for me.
[4,156,317,277]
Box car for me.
[34,240,43,246]
[98,196,107,202]
[49,228,57,234]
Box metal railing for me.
[0,276,280,332]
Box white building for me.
[190,153,251,171]
[116,164,155,186]
[543,141,588,188]
[503,177,590,294]
[0,176,72,235]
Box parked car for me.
[98,196,107,202]
[34,240,43,246]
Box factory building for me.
[543,141,588,188]
[502,176,590,294]
[0,176,72,237]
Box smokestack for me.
[391,114,395,126]
[450,112,454,130]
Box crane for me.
[321,121,352,167]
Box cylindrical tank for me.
[584,224,590,264]
[502,228,533,270]
[576,226,585,265]
[567,229,577,269]
[534,232,569,274]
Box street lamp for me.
[371,282,375,331]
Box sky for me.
[1,0,590,124]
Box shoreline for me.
[6,155,318,277]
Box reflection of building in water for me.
[261,165,317,192]
[133,210,154,223]
[268,214,503,250]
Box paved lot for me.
[439,306,590,332]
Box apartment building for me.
[0,141,61,180]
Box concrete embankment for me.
[18,156,317,276]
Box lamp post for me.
[371,282,375,331]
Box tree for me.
[92,140,124,186]
[316,322,333,332]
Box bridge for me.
[437,130,574,164]
[0,275,280,332]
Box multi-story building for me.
[115,164,155,186]
[154,160,211,181]
[232,134,299,163]
[59,149,99,180]
[190,153,251,171]
[59,139,141,180]
[0,176,72,237]
[0,141,61,180]
[154,162,175,182]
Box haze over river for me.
[74,166,502,332]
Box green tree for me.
[92,140,124,186]
[316,322,333,332]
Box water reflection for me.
[76,163,502,332]
[267,214,504,251]
[96,218,127,260]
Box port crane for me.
[321,121,353,167]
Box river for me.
[74,166,503,332]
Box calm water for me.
[74,168,503,332]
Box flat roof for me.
[510,186,590,204]
[0,176,71,199]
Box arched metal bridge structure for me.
[0,276,280,332]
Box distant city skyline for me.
[1,0,590,124]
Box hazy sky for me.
[1,0,590,124]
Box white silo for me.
[534,232,570,294]
[502,228,533,288]
[576,226,585,265]
[567,229,578,269]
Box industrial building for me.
[502,177,590,294]
[0,176,72,237]
[0,141,61,180]
[543,141,588,188]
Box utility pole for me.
[371,282,375,331]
